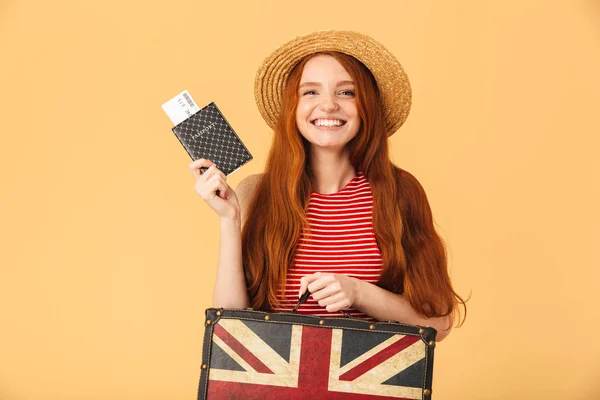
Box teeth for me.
[313,119,344,127]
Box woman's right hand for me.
[189,158,240,220]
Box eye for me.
[302,90,318,95]
[340,90,355,96]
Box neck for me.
[308,146,356,194]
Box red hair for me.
[242,52,466,325]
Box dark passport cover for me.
[172,102,252,175]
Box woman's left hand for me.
[299,272,360,313]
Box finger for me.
[299,272,323,297]
[298,276,316,297]
[198,174,221,198]
[204,166,227,183]
[201,165,219,181]
[326,300,351,313]
[191,167,202,179]
[209,179,226,199]
[213,179,230,199]
[201,167,227,188]
[299,278,306,298]
[211,169,227,184]
[190,162,215,179]
[216,181,231,199]
[205,171,227,187]
[189,158,215,173]
[307,274,335,294]
[317,292,345,307]
[311,282,342,301]
[193,162,219,179]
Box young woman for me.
[189,30,466,341]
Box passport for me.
[163,91,253,176]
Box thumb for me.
[299,277,306,298]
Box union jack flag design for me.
[198,310,435,400]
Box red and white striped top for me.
[273,171,383,320]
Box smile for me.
[310,118,347,127]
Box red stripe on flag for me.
[338,335,421,381]
[213,323,274,374]
[297,326,332,393]
[207,380,415,399]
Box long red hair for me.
[242,51,466,325]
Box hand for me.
[299,272,360,313]
[189,158,240,220]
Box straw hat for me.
[254,30,412,136]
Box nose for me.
[319,93,339,112]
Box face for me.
[295,54,360,150]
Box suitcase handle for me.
[293,290,352,319]
[292,290,311,313]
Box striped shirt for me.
[273,171,383,320]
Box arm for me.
[211,215,248,308]
[353,279,453,341]
[300,272,454,342]
[211,175,260,308]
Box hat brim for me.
[254,30,412,136]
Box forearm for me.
[211,215,249,308]
[353,279,453,341]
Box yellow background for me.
[1,1,599,399]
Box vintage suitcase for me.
[197,294,437,400]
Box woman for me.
[189,30,465,341]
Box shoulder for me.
[235,173,264,226]
[235,173,264,197]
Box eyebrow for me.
[298,80,355,88]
